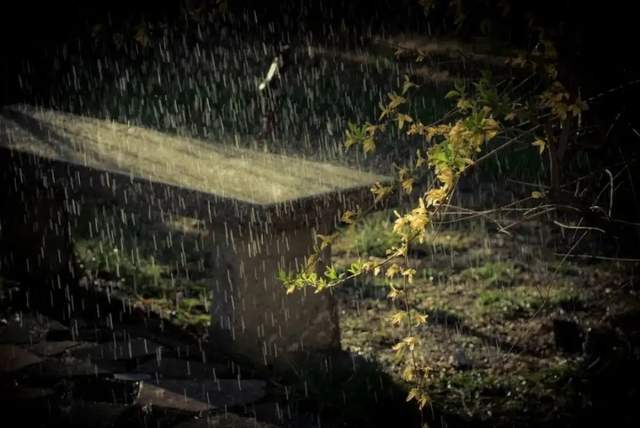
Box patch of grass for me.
[425,307,465,327]
[75,239,167,297]
[475,285,581,320]
[430,361,581,421]
[334,211,479,258]
[334,211,399,258]
[459,261,519,288]
[417,230,479,253]
[74,238,211,330]
[338,272,390,300]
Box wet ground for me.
[0,279,284,428]
[333,209,640,427]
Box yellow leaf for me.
[406,388,419,402]
[436,168,455,189]
[416,393,430,409]
[426,186,448,207]
[316,233,337,250]
[390,311,408,327]
[341,210,356,224]
[387,92,407,109]
[362,137,376,154]
[531,191,545,199]
[402,177,415,194]
[396,113,414,131]
[371,182,392,203]
[401,268,417,284]
[387,285,403,300]
[532,139,546,154]
[414,313,428,326]
[402,75,418,95]
[402,366,415,382]
[456,98,472,111]
[386,264,401,279]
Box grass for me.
[458,261,519,288]
[334,210,482,258]
[474,284,582,320]
[74,233,212,330]
[334,211,399,258]
[429,361,581,421]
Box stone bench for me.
[0,105,389,368]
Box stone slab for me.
[28,340,84,357]
[23,355,126,378]
[70,337,162,361]
[135,357,232,380]
[0,105,387,206]
[137,379,266,412]
[0,313,48,345]
[0,344,42,372]
[175,413,277,428]
[0,105,391,371]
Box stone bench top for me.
[0,105,388,208]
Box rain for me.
[1,1,640,428]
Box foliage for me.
[277,0,627,407]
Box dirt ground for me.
[332,210,640,427]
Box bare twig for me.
[552,220,606,234]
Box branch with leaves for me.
[281,30,598,409]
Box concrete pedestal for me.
[0,105,389,369]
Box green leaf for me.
[445,89,460,99]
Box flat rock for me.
[135,357,232,380]
[23,355,126,378]
[137,379,266,412]
[0,344,42,372]
[70,337,162,361]
[114,372,153,382]
[28,340,84,357]
[175,413,277,428]
[0,313,48,344]
[71,376,143,404]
